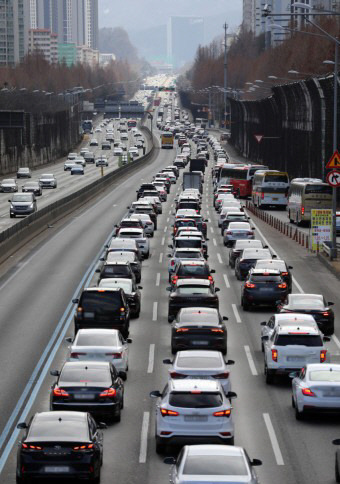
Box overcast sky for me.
[98,0,243,33]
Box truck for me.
[182,172,202,193]
[189,158,206,174]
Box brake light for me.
[301,388,316,397]
[247,231,254,235]
[99,388,117,398]
[322,311,330,316]
[170,260,175,266]
[160,408,179,417]
[213,372,230,378]
[120,307,125,312]
[281,272,288,276]
[172,275,178,284]
[170,372,186,378]
[245,282,255,288]
[226,231,232,235]
[278,283,287,289]
[176,328,189,332]
[53,387,69,397]
[77,307,83,313]
[73,444,94,451]
[70,352,86,358]
[105,352,122,359]
[213,409,231,417]
[261,192,264,199]
[211,329,224,333]
[208,275,213,281]
[301,206,305,215]
[320,350,327,363]
[272,349,278,362]
[22,444,43,450]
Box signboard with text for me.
[311,209,332,251]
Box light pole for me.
[223,22,228,130]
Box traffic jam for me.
[14,94,340,484]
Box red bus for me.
[127,119,137,128]
[153,97,161,107]
[219,164,267,198]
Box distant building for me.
[77,45,99,66]
[58,42,77,66]
[99,53,116,65]
[28,28,58,63]
[167,16,204,69]
[0,0,30,66]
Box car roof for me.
[176,279,211,287]
[176,350,223,361]
[242,248,271,257]
[288,293,323,300]
[186,444,244,457]
[175,248,202,253]
[84,287,121,292]
[27,411,89,443]
[169,379,220,392]
[234,239,262,248]
[76,328,119,336]
[274,313,316,323]
[228,222,250,228]
[179,260,206,266]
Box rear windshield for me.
[226,214,246,220]
[175,251,201,259]
[183,455,247,476]
[177,357,221,369]
[178,202,198,209]
[305,185,332,195]
[175,221,196,227]
[177,286,210,295]
[176,240,202,249]
[288,296,324,310]
[169,392,222,408]
[275,335,322,346]
[309,370,340,382]
[178,265,209,276]
[262,186,287,193]
[60,367,110,383]
[250,275,281,282]
[102,265,131,277]
[76,333,119,346]
[12,194,32,202]
[264,174,288,183]
[80,291,122,311]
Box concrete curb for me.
[317,253,340,281]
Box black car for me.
[220,211,249,235]
[16,411,104,483]
[278,293,335,335]
[254,259,293,293]
[136,183,157,200]
[241,269,289,310]
[50,361,124,420]
[171,307,228,354]
[96,261,136,283]
[171,260,215,288]
[167,279,220,322]
[229,240,265,269]
[235,248,274,280]
[98,278,142,318]
[22,181,42,196]
[73,288,130,338]
[101,252,142,283]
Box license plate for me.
[187,375,210,379]
[259,287,273,291]
[84,312,95,318]
[272,197,278,201]
[44,466,70,473]
[75,394,95,400]
[287,357,304,362]
[184,415,208,422]
[192,341,209,345]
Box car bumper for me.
[17,462,97,480]
[156,434,234,446]
[172,335,226,352]
[51,401,119,414]
[10,208,35,215]
[243,289,287,304]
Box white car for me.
[116,227,150,258]
[164,445,262,484]
[163,350,234,395]
[128,147,139,158]
[218,205,243,227]
[79,148,89,157]
[114,147,123,156]
[120,133,129,141]
[94,127,102,133]
[89,138,98,146]
[66,328,131,373]
[67,152,77,160]
[150,379,236,453]
[130,214,154,237]
[291,363,340,420]
[140,195,162,214]
[74,157,86,167]
[262,322,330,384]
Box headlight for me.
[29,203,34,208]
[10,205,14,209]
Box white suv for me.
[150,379,236,453]
[262,322,330,384]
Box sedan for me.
[164,444,262,484]
[22,181,42,196]
[71,165,84,175]
[278,293,335,335]
[17,167,31,178]
[167,279,220,323]
[16,411,105,483]
[98,277,142,317]
[64,160,76,171]
[223,222,255,247]
[50,361,124,421]
[235,248,274,280]
[241,269,288,310]
[96,157,109,167]
[163,350,234,394]
[254,258,293,292]
[220,211,249,235]
[291,364,340,420]
[67,328,131,372]
[89,138,99,146]
[0,178,18,193]
[229,239,265,269]
[39,173,57,189]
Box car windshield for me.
[250,275,281,282]
[177,286,210,295]
[24,183,37,187]
[80,291,122,312]
[12,194,32,202]
[275,335,323,346]
[176,221,196,228]
[183,455,248,476]
[76,333,119,346]
[177,356,221,369]
[178,265,209,276]
[60,367,110,383]
[309,370,340,382]
[175,252,201,259]
[288,296,325,310]
[169,392,223,408]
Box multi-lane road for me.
[0,108,339,484]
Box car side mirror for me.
[138,286,143,290]
[328,301,334,306]
[72,298,79,304]
[119,371,127,381]
[17,422,28,430]
[222,316,228,321]
[261,335,269,341]
[323,336,331,342]
[260,321,266,326]
[97,422,107,430]
[150,390,162,398]
[272,254,277,258]
[126,338,133,344]
[263,245,268,249]
[252,227,256,230]
[50,370,60,377]
[126,206,130,209]
[164,456,176,465]
[205,219,209,222]
[333,439,340,446]
[215,287,220,292]
[168,244,173,249]
[167,254,171,258]
[289,371,298,379]
[226,359,235,365]
[8,199,11,203]
[163,358,172,364]
[251,459,262,467]
[99,258,105,262]
[210,269,216,273]
[227,391,237,399]
[65,336,73,343]
[288,266,293,269]
[95,269,101,273]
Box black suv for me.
[73,288,130,337]
[136,183,157,199]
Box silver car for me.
[164,444,262,484]
[168,248,204,280]
[64,160,76,171]
[116,228,150,259]
[17,167,31,178]
[0,178,18,193]
[39,173,57,189]
[223,222,254,247]
[130,214,154,237]
[9,193,37,218]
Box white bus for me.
[287,178,332,225]
[252,170,289,208]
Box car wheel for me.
[235,270,240,280]
[120,396,124,409]
[91,470,101,484]
[292,396,295,408]
[264,363,275,384]
[222,347,227,356]
[336,458,340,483]
[241,298,250,311]
[155,438,167,454]
[10,214,14,218]
[171,344,177,355]
[261,341,264,352]
[289,211,294,223]
[295,405,305,420]
[113,406,121,423]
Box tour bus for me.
[287,178,332,225]
[161,132,174,149]
[228,164,268,198]
[252,170,290,208]
[127,119,137,128]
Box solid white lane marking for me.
[244,345,258,376]
[210,227,214,234]
[147,344,155,373]
[139,412,150,463]
[152,302,158,321]
[207,210,210,216]
[232,303,242,323]
[217,253,223,264]
[156,273,160,286]
[166,217,169,222]
[164,226,167,233]
[213,238,217,246]
[161,237,165,245]
[263,413,285,466]
[159,253,163,264]
[171,203,173,208]
[223,274,230,289]
[332,334,340,350]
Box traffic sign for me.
[326,169,340,187]
[326,150,340,169]
[254,134,264,143]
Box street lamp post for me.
[223,22,228,130]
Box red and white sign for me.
[326,150,340,170]
[326,170,340,187]
[254,134,264,144]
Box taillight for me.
[70,352,86,358]
[120,307,125,312]
[73,444,94,451]
[22,444,43,450]
[302,388,316,397]
[278,283,287,289]
[226,231,232,235]
[208,275,213,281]
[320,350,327,363]
[172,275,178,284]
[211,328,224,333]
[170,260,175,266]
[53,387,69,397]
[247,231,254,235]
[213,372,229,379]
[281,272,288,276]
[261,192,264,199]
[160,408,179,417]
[176,328,189,332]
[272,349,278,362]
[170,372,186,378]
[301,206,305,215]
[213,409,231,417]
[245,282,255,288]
[99,388,117,398]
[322,311,330,317]
[105,352,122,359]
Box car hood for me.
[1,183,15,187]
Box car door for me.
[89,415,103,457]
[111,365,124,402]
[293,366,306,407]
[118,332,129,367]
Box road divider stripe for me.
[223,274,230,288]
[210,227,214,234]
[244,345,258,376]
[161,237,165,245]
[232,303,242,323]
[159,253,163,264]
[217,253,222,264]
[263,413,285,465]
[213,238,217,246]
[152,302,158,321]
[147,344,155,374]
[166,217,169,222]
[156,273,160,286]
[139,412,150,463]
[164,226,167,233]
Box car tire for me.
[295,405,305,421]
[155,438,167,454]
[120,396,124,409]
[336,458,340,483]
[113,406,121,423]
[264,363,275,384]
[16,476,25,484]
[241,298,250,311]
[222,347,227,356]
[10,214,14,218]
[289,211,294,224]
[171,344,177,355]
[261,341,264,352]
[292,396,295,408]
[90,470,101,484]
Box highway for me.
[0,105,340,484]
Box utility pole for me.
[223,22,228,130]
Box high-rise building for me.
[28,28,58,63]
[0,0,30,66]
[167,16,204,69]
